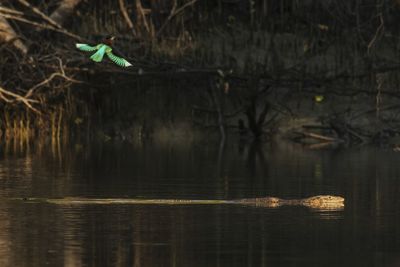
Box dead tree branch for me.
[0,12,83,41]
[17,0,65,30]
[0,6,24,16]
[0,15,27,54]
[135,0,151,35]
[299,131,339,142]
[25,58,83,98]
[0,86,40,113]
[118,0,137,36]
[156,0,198,37]
[367,13,384,55]
[48,0,82,26]
[0,57,82,114]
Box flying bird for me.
[76,36,132,67]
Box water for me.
[0,140,399,267]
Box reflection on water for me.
[0,139,400,266]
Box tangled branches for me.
[0,46,80,114]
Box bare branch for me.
[295,131,341,142]
[0,15,27,54]
[0,12,83,41]
[367,13,384,55]
[0,86,40,113]
[156,0,198,37]
[25,58,83,98]
[49,0,82,26]
[0,7,24,16]
[135,0,151,34]
[118,0,137,37]
[17,0,64,30]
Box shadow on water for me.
[0,139,400,266]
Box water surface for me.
[0,140,399,267]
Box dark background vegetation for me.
[2,0,400,146]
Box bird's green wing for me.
[106,51,132,67]
[90,45,107,62]
[76,43,98,52]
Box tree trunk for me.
[0,15,27,54]
[49,0,82,26]
[245,97,270,139]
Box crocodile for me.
[17,195,344,211]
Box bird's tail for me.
[90,45,106,62]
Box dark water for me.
[0,139,399,267]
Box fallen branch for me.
[295,131,340,142]
[306,142,336,150]
[42,61,227,77]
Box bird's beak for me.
[110,36,116,41]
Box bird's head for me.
[104,35,116,45]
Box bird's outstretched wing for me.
[76,43,98,52]
[90,45,107,62]
[106,51,132,67]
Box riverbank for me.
[2,1,400,147]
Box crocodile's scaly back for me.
[14,195,345,210]
[236,197,282,208]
